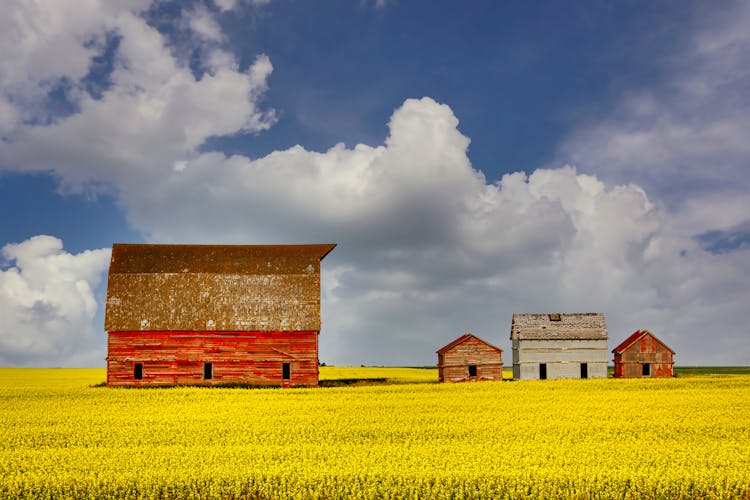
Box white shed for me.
[510,313,608,380]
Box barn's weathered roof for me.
[105,244,335,332]
[510,313,608,340]
[436,333,502,354]
[612,329,674,354]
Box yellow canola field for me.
[1,368,749,499]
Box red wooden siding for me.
[107,331,318,387]
[437,334,503,383]
[612,330,674,378]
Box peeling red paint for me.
[107,331,319,387]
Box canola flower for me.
[0,368,748,498]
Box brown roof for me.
[436,333,502,354]
[510,313,608,340]
[105,244,335,332]
[612,329,674,354]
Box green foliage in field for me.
[1,368,749,498]
[674,366,750,376]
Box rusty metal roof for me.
[109,244,336,274]
[612,329,674,354]
[510,313,608,340]
[436,333,502,354]
[105,243,335,332]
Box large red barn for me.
[612,330,675,378]
[104,243,335,387]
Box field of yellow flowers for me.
[1,367,748,498]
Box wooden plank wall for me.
[107,331,318,387]
[439,338,502,382]
[512,338,609,380]
[613,336,674,378]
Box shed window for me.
[642,363,650,377]
[580,363,588,379]
[134,363,143,380]
[204,362,213,380]
[282,363,291,380]
[539,363,547,380]
[549,313,561,321]
[468,365,477,377]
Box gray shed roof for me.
[510,313,608,340]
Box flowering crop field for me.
[1,368,749,499]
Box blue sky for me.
[1,0,748,367]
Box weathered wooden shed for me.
[104,243,335,387]
[436,334,503,383]
[510,313,608,380]
[612,330,674,378]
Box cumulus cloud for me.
[91,97,748,366]
[0,0,151,135]
[0,236,111,366]
[1,0,276,192]
[213,0,271,13]
[185,4,225,42]
[0,1,747,367]
[556,1,750,238]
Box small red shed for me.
[104,243,335,387]
[612,330,675,378]
[436,334,503,383]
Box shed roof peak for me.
[436,333,502,354]
[612,330,674,354]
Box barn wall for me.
[513,339,608,380]
[107,331,318,387]
[613,335,674,378]
[438,338,502,382]
[616,362,673,378]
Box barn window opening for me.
[642,363,650,377]
[282,363,291,380]
[580,363,588,379]
[539,363,547,380]
[549,313,561,321]
[204,362,213,380]
[134,363,143,380]
[468,365,477,377]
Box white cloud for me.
[556,1,750,236]
[0,1,747,368]
[0,236,111,367]
[185,5,225,42]
[0,0,151,135]
[1,3,275,193]
[214,0,270,12]
[214,0,237,11]
[106,97,746,366]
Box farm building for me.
[436,334,503,383]
[612,330,674,378]
[510,313,608,380]
[104,243,335,387]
